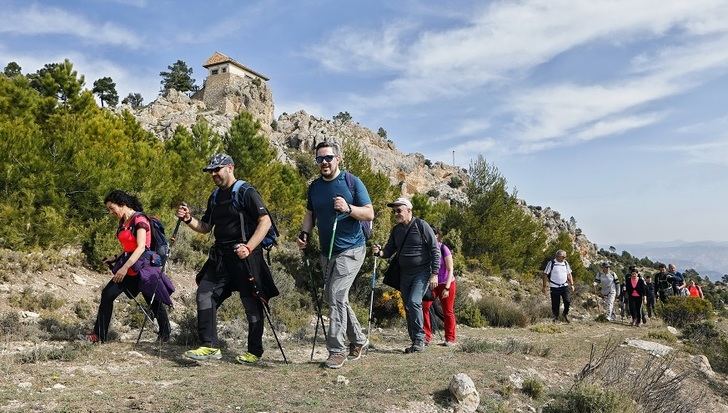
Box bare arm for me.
[245,215,272,251]
[297,210,314,250]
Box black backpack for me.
[127,213,169,267]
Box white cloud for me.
[312,0,728,108]
[650,139,728,166]
[0,5,142,48]
[506,34,728,148]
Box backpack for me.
[210,180,279,252]
[342,171,373,240]
[546,259,570,286]
[129,213,169,267]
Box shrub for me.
[521,377,545,399]
[38,317,84,341]
[173,309,199,347]
[658,296,713,328]
[521,296,552,323]
[426,189,440,198]
[16,342,89,364]
[594,314,609,323]
[460,338,550,357]
[448,176,463,188]
[0,312,23,338]
[9,288,64,311]
[647,329,677,343]
[478,296,528,328]
[682,321,728,374]
[74,300,92,320]
[543,385,635,413]
[455,300,484,328]
[529,324,563,334]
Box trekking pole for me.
[135,215,183,346]
[367,256,378,336]
[305,256,327,361]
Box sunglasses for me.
[315,155,336,164]
[207,166,224,173]
[391,208,406,214]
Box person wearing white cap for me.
[593,262,618,321]
[373,197,440,353]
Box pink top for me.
[630,277,640,297]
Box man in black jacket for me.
[373,197,440,353]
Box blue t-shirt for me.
[307,171,371,254]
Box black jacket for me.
[625,276,647,298]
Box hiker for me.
[668,264,684,296]
[88,190,172,343]
[618,283,628,321]
[297,141,374,369]
[625,266,647,327]
[687,280,704,299]
[373,197,440,353]
[422,226,456,346]
[653,264,673,303]
[178,153,279,364]
[645,274,656,318]
[593,262,618,321]
[542,250,574,323]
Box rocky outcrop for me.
[271,110,469,204]
[125,73,599,263]
[525,203,599,265]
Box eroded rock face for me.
[271,110,469,204]
[525,203,599,265]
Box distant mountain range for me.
[606,241,728,282]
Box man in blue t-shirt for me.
[297,141,374,369]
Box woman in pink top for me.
[422,227,456,346]
[624,267,647,327]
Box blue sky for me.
[2,0,728,245]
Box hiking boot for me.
[404,344,425,354]
[563,314,570,323]
[348,338,369,361]
[552,317,558,323]
[184,346,222,361]
[443,341,458,347]
[325,352,346,369]
[156,335,170,344]
[236,352,260,364]
[82,332,100,344]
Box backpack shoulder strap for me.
[343,171,357,202]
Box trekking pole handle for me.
[170,202,186,245]
[371,256,378,288]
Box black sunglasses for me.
[315,155,336,164]
[207,166,224,173]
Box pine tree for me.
[121,92,143,108]
[92,77,119,107]
[159,60,196,94]
[3,62,22,77]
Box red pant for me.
[423,281,457,343]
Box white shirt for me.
[544,259,571,287]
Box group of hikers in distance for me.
[545,251,705,327]
[87,141,457,369]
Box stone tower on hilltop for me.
[192,52,274,122]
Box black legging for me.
[93,275,171,341]
[628,296,643,325]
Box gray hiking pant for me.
[321,245,367,354]
[602,291,616,320]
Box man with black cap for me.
[177,153,279,364]
[297,141,374,369]
[653,263,673,303]
[593,262,618,321]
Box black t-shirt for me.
[201,182,269,244]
